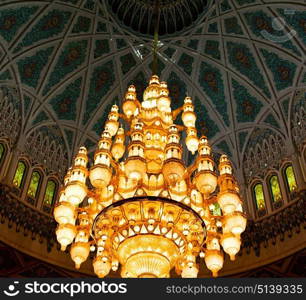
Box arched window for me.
[43,180,57,206]
[253,183,266,211]
[13,161,27,188]
[269,175,282,202]
[27,171,41,198]
[0,143,5,165]
[284,165,297,193]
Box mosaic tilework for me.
[32,110,49,125]
[198,61,230,126]
[243,10,301,56]
[49,77,82,121]
[178,53,194,75]
[167,72,187,110]
[43,40,88,95]
[94,39,110,59]
[232,79,263,123]
[227,41,271,98]
[14,9,72,53]
[264,113,280,128]
[204,40,221,60]
[72,16,91,34]
[120,53,136,75]
[17,47,54,89]
[194,96,220,140]
[0,6,39,43]
[260,48,297,91]
[224,17,243,35]
[83,60,115,125]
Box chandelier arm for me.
[172,106,184,120]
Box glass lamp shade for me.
[194,171,218,196]
[105,120,119,136]
[181,265,199,278]
[111,143,125,161]
[204,249,224,277]
[124,158,147,181]
[65,182,87,205]
[54,201,76,225]
[223,212,247,234]
[182,111,196,128]
[89,165,112,188]
[157,95,171,112]
[123,100,137,117]
[162,159,186,186]
[56,224,76,251]
[186,135,199,154]
[221,233,241,261]
[70,242,90,269]
[217,191,241,215]
[93,257,111,278]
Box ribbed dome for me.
[0,0,304,176]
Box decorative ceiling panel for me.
[0,0,304,170]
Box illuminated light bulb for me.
[157,95,171,112]
[89,165,112,189]
[123,86,137,117]
[223,212,247,235]
[217,191,241,215]
[93,257,111,278]
[65,182,87,205]
[204,249,224,277]
[220,233,241,261]
[194,171,218,196]
[54,201,76,225]
[186,128,199,154]
[111,142,125,161]
[105,120,119,137]
[181,97,196,127]
[56,224,76,251]
[70,242,90,269]
[181,264,198,278]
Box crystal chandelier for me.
[53,75,247,278]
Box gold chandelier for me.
[53,75,247,278]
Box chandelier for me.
[53,75,247,278]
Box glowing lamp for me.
[111,143,125,161]
[157,95,171,112]
[65,182,87,205]
[89,165,112,188]
[181,265,199,278]
[194,171,218,196]
[123,100,137,118]
[54,201,76,225]
[223,212,247,234]
[93,257,111,278]
[105,120,119,137]
[125,158,146,181]
[217,191,241,214]
[162,159,186,186]
[56,224,77,251]
[204,250,224,277]
[186,135,199,154]
[182,111,196,128]
[220,233,241,261]
[70,242,90,269]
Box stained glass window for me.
[285,165,297,192]
[27,171,41,198]
[13,161,26,188]
[0,143,4,163]
[254,183,265,210]
[43,180,57,205]
[269,175,282,202]
[210,202,222,216]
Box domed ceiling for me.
[0,0,305,175]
